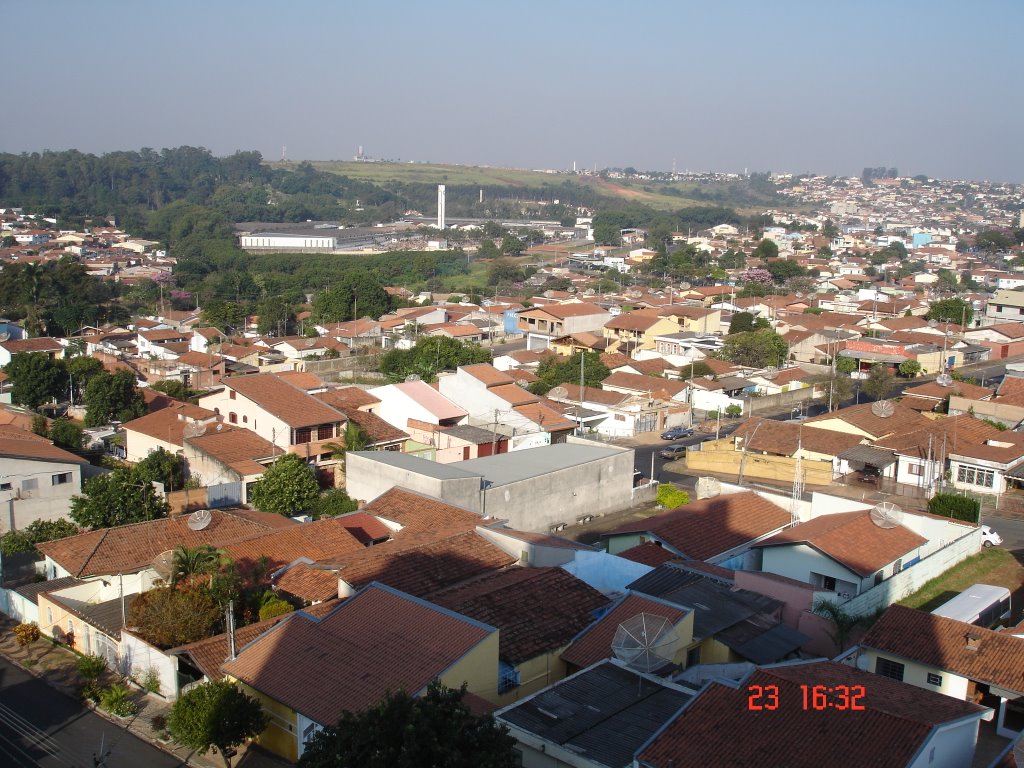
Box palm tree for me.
[812,598,863,653]
[171,545,221,586]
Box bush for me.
[80,681,103,703]
[927,493,981,523]
[258,597,295,622]
[14,623,40,649]
[657,484,690,509]
[76,654,107,682]
[725,404,743,418]
[100,683,138,718]
[142,666,162,695]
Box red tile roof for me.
[221,583,495,725]
[122,402,219,446]
[0,336,64,353]
[561,593,687,669]
[607,491,791,561]
[429,567,609,664]
[638,661,988,768]
[0,425,87,465]
[615,541,682,567]
[221,517,367,572]
[753,511,926,577]
[733,417,864,457]
[803,400,930,439]
[185,425,277,476]
[861,605,1024,693]
[221,373,345,428]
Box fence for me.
[839,528,982,618]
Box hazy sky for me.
[5,1,1022,182]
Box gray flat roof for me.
[347,451,483,481]
[459,442,626,487]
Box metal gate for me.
[634,412,658,434]
[207,482,243,508]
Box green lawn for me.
[897,548,1023,612]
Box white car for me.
[981,525,1003,548]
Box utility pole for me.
[490,409,500,455]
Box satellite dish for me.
[871,399,895,418]
[549,386,569,399]
[762,366,779,380]
[936,373,953,387]
[515,379,530,388]
[870,501,903,529]
[0,332,10,342]
[183,421,208,439]
[696,476,722,499]
[187,509,213,531]
[404,374,421,382]
[611,613,680,674]
[151,549,175,582]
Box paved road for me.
[983,514,1024,553]
[0,657,183,768]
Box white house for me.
[0,426,88,532]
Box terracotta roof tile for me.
[429,567,609,664]
[561,593,687,669]
[803,400,930,439]
[221,584,495,724]
[122,402,219,447]
[520,302,607,320]
[752,511,926,576]
[315,386,380,410]
[222,373,346,428]
[0,424,88,465]
[221,518,367,572]
[602,371,687,398]
[607,491,791,561]
[0,337,64,353]
[861,605,1024,693]
[185,425,277,476]
[733,417,864,457]
[615,541,683,567]
[638,661,988,768]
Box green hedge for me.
[927,493,980,523]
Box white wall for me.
[198,390,291,449]
[121,630,180,700]
[0,457,84,533]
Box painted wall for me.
[858,650,970,700]
[124,429,179,464]
[120,630,178,700]
[344,452,482,510]
[760,544,864,594]
[0,457,84,533]
[198,390,293,450]
[230,678,300,763]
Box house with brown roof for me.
[544,383,682,438]
[752,510,927,600]
[902,379,995,413]
[637,660,990,768]
[603,490,792,568]
[429,566,610,704]
[602,310,682,352]
[182,423,279,503]
[0,425,89,530]
[0,336,64,367]
[221,583,500,761]
[802,400,931,441]
[858,604,1024,739]
[367,379,467,442]
[517,302,611,351]
[121,401,221,463]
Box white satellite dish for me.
[182,421,208,439]
[404,374,421,382]
[869,501,903,529]
[762,366,779,381]
[611,613,680,674]
[871,399,895,418]
[696,476,722,499]
[549,386,569,399]
[187,509,213,531]
[936,373,953,387]
[0,332,10,342]
[515,379,530,388]
[151,549,175,582]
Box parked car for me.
[661,426,693,440]
[659,444,688,460]
[981,525,1003,548]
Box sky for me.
[4,0,1023,182]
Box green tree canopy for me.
[752,238,779,262]
[150,379,196,401]
[718,329,788,368]
[379,337,491,383]
[925,297,973,326]
[135,446,187,492]
[49,418,84,452]
[69,467,169,529]
[5,352,67,409]
[298,681,518,768]
[529,352,609,396]
[168,680,268,767]
[248,453,319,516]
[309,488,359,519]
[311,271,392,323]
[862,363,895,401]
[765,259,805,284]
[83,369,146,427]
[0,518,80,556]
[129,586,221,649]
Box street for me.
[0,656,183,768]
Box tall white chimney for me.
[437,184,446,230]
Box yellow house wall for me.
[437,632,501,703]
[227,677,299,763]
[492,650,568,708]
[698,637,739,665]
[684,442,834,485]
[37,595,86,650]
[858,650,970,700]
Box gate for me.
[207,482,243,508]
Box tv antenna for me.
[870,501,903,529]
[182,421,208,439]
[611,613,680,676]
[187,509,213,531]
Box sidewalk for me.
[0,617,289,767]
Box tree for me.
[835,357,857,375]
[812,599,863,653]
[529,352,609,396]
[500,234,524,256]
[476,239,501,260]
[172,545,222,586]
[129,586,221,649]
[248,454,319,515]
[815,374,853,409]
[31,414,49,437]
[83,370,146,427]
[150,379,195,401]
[310,488,359,519]
[751,238,779,262]
[898,360,922,378]
[728,311,757,335]
[926,297,972,326]
[168,681,268,767]
[718,329,788,368]
[5,352,66,409]
[379,337,491,383]
[49,418,84,451]
[765,259,805,284]
[311,271,391,324]
[136,446,187,492]
[69,467,169,529]
[862,363,895,401]
[66,356,104,404]
[299,681,518,768]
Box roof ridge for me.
[76,528,110,578]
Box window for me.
[52,473,72,486]
[875,657,905,681]
[874,571,884,586]
[907,463,923,477]
[498,661,520,693]
[821,575,837,591]
[22,478,37,493]
[294,427,312,444]
[317,424,333,441]
[686,646,701,668]
[926,672,943,686]
[229,390,236,400]
[242,415,248,423]
[0,483,10,491]
[893,559,902,574]
[229,412,238,424]
[957,466,995,488]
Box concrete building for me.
[345,440,637,532]
[0,426,88,532]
